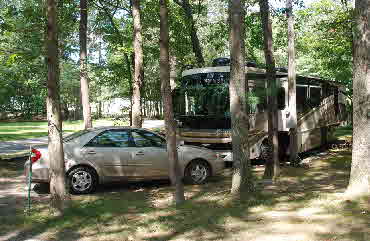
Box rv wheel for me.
[260,141,272,162]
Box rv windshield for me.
[174,72,269,117]
[174,73,230,117]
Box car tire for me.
[184,160,210,185]
[33,183,50,194]
[68,166,97,194]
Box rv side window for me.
[278,87,285,110]
[297,86,308,113]
[248,86,266,113]
[309,87,321,107]
[173,89,185,116]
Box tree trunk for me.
[160,0,185,205]
[149,101,152,118]
[124,53,133,126]
[286,0,298,165]
[98,101,102,118]
[346,0,370,197]
[174,0,205,67]
[46,0,70,215]
[155,101,160,117]
[98,39,103,119]
[260,0,280,180]
[132,0,143,128]
[229,0,252,195]
[159,100,163,117]
[80,0,92,129]
[142,97,146,117]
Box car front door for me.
[126,130,169,179]
[82,129,133,181]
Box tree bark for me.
[160,0,185,205]
[229,0,252,195]
[286,0,298,165]
[346,0,370,197]
[98,39,103,119]
[155,101,160,117]
[142,97,147,117]
[174,0,205,67]
[260,0,280,180]
[124,53,133,126]
[132,0,143,127]
[80,0,92,129]
[46,0,70,215]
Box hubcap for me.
[71,171,92,192]
[260,144,271,160]
[190,164,207,183]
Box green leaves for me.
[295,0,353,90]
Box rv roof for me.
[182,66,287,77]
[182,66,345,88]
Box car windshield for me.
[64,130,90,142]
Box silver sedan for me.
[25,127,224,194]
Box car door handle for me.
[136,151,144,156]
[87,151,96,155]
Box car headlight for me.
[216,153,227,159]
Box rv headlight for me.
[285,110,290,117]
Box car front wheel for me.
[68,167,97,194]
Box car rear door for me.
[82,129,133,181]
[125,130,169,179]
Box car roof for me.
[86,126,157,133]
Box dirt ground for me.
[0,150,369,241]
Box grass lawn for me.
[2,125,367,241]
[0,119,117,142]
[1,149,369,241]
[1,127,369,241]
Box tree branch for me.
[93,0,131,14]
[91,0,123,42]
[173,0,184,7]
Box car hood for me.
[178,144,211,153]
[178,145,216,161]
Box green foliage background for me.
[0,0,353,119]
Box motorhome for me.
[173,59,347,161]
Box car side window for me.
[85,130,131,147]
[131,131,165,147]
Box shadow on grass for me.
[0,127,46,133]
[0,121,48,127]
[0,157,26,177]
[3,150,370,241]
[0,130,75,142]
[0,132,49,142]
[5,180,272,241]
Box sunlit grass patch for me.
[0,119,116,141]
[334,125,352,141]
